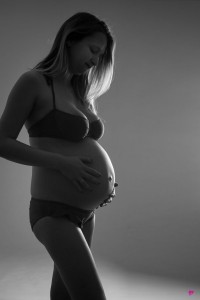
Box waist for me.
[30,197,94,213]
[30,166,114,210]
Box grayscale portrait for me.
[0,1,200,299]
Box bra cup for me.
[87,120,104,140]
[54,111,90,142]
[27,74,104,141]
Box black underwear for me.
[29,184,118,231]
[29,198,95,231]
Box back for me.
[0,71,39,141]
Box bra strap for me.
[43,74,56,109]
[49,77,56,109]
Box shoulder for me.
[19,69,39,82]
[23,69,44,85]
[15,70,41,95]
[21,69,50,95]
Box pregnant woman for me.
[0,11,118,300]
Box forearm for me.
[0,137,62,170]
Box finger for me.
[109,191,116,198]
[110,193,116,197]
[86,167,102,178]
[107,199,112,203]
[72,179,83,193]
[83,173,101,185]
[100,202,108,207]
[79,178,93,191]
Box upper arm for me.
[0,71,38,140]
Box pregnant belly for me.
[29,137,116,210]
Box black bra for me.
[28,74,104,142]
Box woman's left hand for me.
[99,182,119,207]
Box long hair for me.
[31,11,116,115]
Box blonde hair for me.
[31,11,116,115]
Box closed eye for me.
[90,47,98,54]
[90,47,104,58]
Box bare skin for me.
[49,214,96,299]
[0,31,115,299]
[29,66,112,299]
[25,69,116,210]
[25,30,115,300]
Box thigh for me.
[50,214,96,300]
[33,216,106,300]
[50,263,72,300]
[81,212,96,248]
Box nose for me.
[90,56,99,67]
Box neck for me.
[55,73,73,87]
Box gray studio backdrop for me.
[0,0,200,286]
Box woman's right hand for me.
[57,156,102,192]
